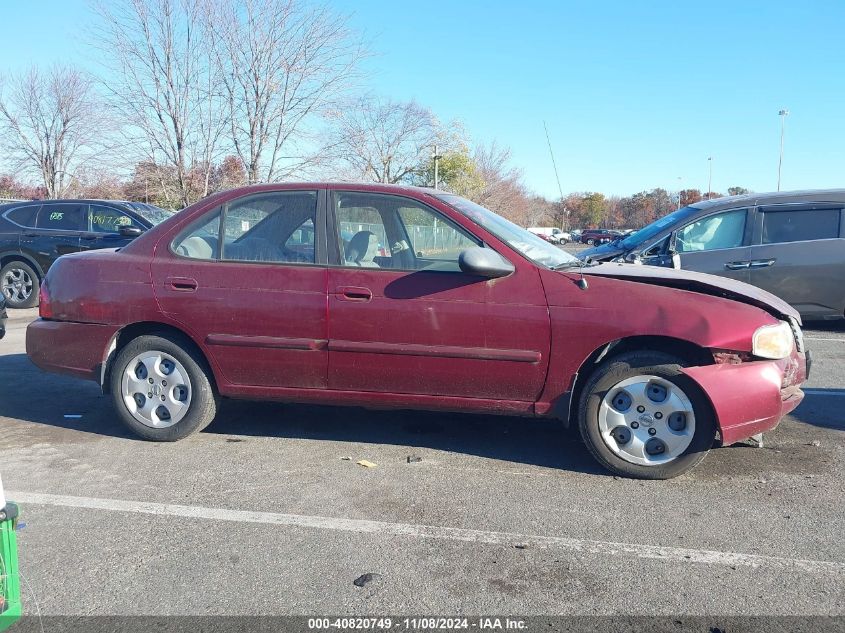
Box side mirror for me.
[458,247,515,279]
[667,231,678,254]
[624,251,642,264]
[118,225,144,238]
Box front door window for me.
[675,209,746,252]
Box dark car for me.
[26,183,808,479]
[0,199,171,308]
[579,229,623,245]
[581,189,845,320]
[0,293,6,339]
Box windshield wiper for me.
[551,259,600,271]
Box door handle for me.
[80,235,97,241]
[748,259,776,268]
[167,277,198,292]
[724,261,751,270]
[337,286,372,302]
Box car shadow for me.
[803,319,845,333]
[790,389,845,431]
[0,352,604,475]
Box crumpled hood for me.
[580,243,625,261]
[583,262,801,323]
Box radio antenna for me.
[543,120,565,203]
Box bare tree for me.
[0,65,102,198]
[471,141,530,222]
[206,0,365,184]
[93,0,226,207]
[328,97,444,184]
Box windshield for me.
[126,202,174,225]
[434,194,578,268]
[619,205,698,249]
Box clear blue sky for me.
[2,0,844,198]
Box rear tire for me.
[1,261,39,308]
[586,238,595,245]
[577,351,716,479]
[109,333,218,441]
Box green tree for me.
[727,186,749,196]
[419,146,485,199]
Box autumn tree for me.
[680,188,703,207]
[0,65,103,198]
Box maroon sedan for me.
[26,183,808,478]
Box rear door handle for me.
[725,261,751,270]
[748,259,776,268]
[337,286,372,302]
[167,277,198,292]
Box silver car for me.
[581,189,845,320]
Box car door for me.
[151,189,329,389]
[2,203,40,261]
[672,207,752,282]
[326,190,550,401]
[28,202,86,269]
[81,203,145,251]
[747,204,845,318]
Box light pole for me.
[707,157,713,199]
[677,176,682,210]
[778,109,789,191]
[432,145,442,190]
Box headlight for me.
[752,321,794,359]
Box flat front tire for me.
[110,334,218,441]
[577,351,716,479]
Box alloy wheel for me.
[1,267,33,304]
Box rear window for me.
[4,205,40,227]
[762,209,841,244]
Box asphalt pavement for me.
[0,306,843,619]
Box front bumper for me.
[26,318,120,383]
[682,351,807,446]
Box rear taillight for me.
[38,277,52,319]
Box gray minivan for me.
[581,189,845,320]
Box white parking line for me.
[11,491,845,575]
[806,337,845,342]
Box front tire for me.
[1,261,39,308]
[577,351,716,479]
[110,334,218,441]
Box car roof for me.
[690,188,845,211]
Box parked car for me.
[27,183,808,479]
[0,199,171,308]
[579,229,623,245]
[581,189,845,320]
[528,227,569,244]
[0,294,6,340]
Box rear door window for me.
[761,208,841,244]
[4,205,41,227]
[36,203,86,231]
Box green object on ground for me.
[0,502,21,632]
